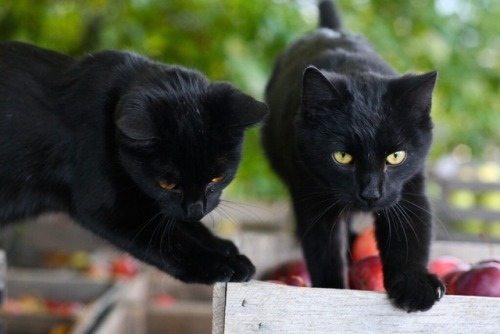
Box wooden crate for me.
[213,280,500,333]
[93,270,213,334]
[0,251,5,306]
[213,241,500,333]
[431,161,500,241]
[0,268,123,334]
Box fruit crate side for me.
[213,280,500,334]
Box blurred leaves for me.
[1,0,498,200]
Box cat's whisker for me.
[148,215,166,256]
[381,208,392,259]
[203,210,218,231]
[399,196,452,240]
[300,199,342,242]
[389,205,411,262]
[126,210,164,252]
[160,216,176,268]
[393,203,419,244]
[218,199,266,224]
[337,205,352,257]
[212,203,241,226]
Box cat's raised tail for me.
[318,0,342,31]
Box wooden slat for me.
[439,179,500,192]
[431,240,499,263]
[214,280,500,333]
[212,283,226,334]
[438,205,500,222]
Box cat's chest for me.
[348,211,375,233]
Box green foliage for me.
[1,0,498,200]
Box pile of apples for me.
[430,256,500,297]
[348,225,385,291]
[266,225,500,298]
[2,295,84,316]
[348,225,500,297]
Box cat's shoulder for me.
[0,41,74,71]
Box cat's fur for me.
[0,41,268,284]
[262,1,444,311]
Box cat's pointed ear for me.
[301,66,347,115]
[390,71,437,112]
[207,82,268,128]
[116,97,158,142]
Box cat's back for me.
[0,41,75,117]
[0,41,74,88]
[266,29,393,109]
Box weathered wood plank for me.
[212,283,227,334]
[215,280,500,333]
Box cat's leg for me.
[166,221,255,284]
[176,220,239,256]
[292,192,348,288]
[375,177,445,312]
[81,210,255,284]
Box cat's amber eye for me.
[158,180,177,190]
[211,175,225,183]
[333,151,353,165]
[386,151,407,165]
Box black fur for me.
[0,41,268,284]
[262,1,444,311]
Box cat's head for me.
[115,66,268,221]
[296,66,436,211]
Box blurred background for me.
[1,0,499,232]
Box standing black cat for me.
[0,41,268,284]
[263,1,444,311]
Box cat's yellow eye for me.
[333,151,353,165]
[386,151,407,165]
[211,175,224,183]
[158,180,177,190]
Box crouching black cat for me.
[0,41,267,284]
[262,1,444,311]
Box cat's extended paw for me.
[226,254,256,282]
[386,271,445,312]
[199,253,256,284]
[211,237,240,256]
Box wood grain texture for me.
[213,283,227,334]
[214,280,500,333]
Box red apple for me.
[46,300,83,316]
[477,258,500,266]
[111,255,140,278]
[284,275,309,287]
[269,259,311,287]
[442,270,467,295]
[429,255,471,279]
[153,294,176,307]
[454,261,500,297]
[348,255,385,292]
[351,225,379,262]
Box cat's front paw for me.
[211,237,240,256]
[213,254,256,283]
[226,254,256,282]
[386,271,445,312]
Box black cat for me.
[0,41,267,284]
[262,1,444,311]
